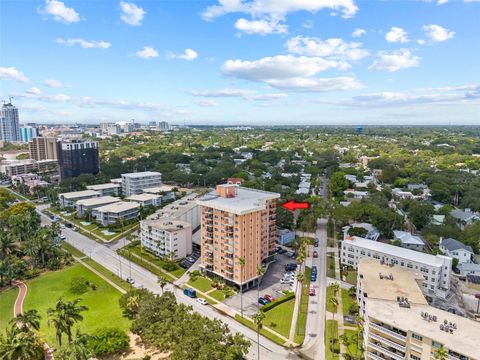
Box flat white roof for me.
[142,218,191,232]
[143,185,176,193]
[76,196,120,207]
[197,186,280,215]
[86,183,121,190]
[59,190,99,199]
[121,171,161,178]
[96,201,139,213]
[149,194,199,219]
[126,193,161,202]
[344,236,447,267]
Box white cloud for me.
[221,55,361,92]
[385,27,409,43]
[286,36,369,61]
[56,38,111,49]
[202,0,359,21]
[168,49,198,61]
[40,0,80,23]
[302,20,313,29]
[235,18,287,35]
[0,67,29,83]
[196,99,219,107]
[417,39,426,45]
[26,87,42,95]
[422,24,455,42]
[135,46,159,59]
[352,28,366,38]
[43,79,68,88]
[120,1,146,26]
[369,49,420,72]
[437,0,448,4]
[190,88,288,100]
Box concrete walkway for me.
[333,227,346,358]
[74,256,127,294]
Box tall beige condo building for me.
[29,137,58,160]
[357,258,479,360]
[197,184,280,289]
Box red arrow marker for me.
[281,200,310,212]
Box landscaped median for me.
[235,314,287,346]
[326,320,340,359]
[294,266,311,344]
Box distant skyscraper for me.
[0,100,20,142]
[19,126,39,142]
[57,140,100,179]
[29,137,58,160]
[159,121,169,131]
[149,121,157,127]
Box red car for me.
[264,294,275,302]
[313,251,319,258]
[309,286,316,296]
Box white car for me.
[197,298,208,305]
[280,278,294,284]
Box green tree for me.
[12,309,41,332]
[434,345,448,360]
[252,311,266,360]
[238,257,246,317]
[157,275,168,294]
[0,325,44,360]
[87,327,129,356]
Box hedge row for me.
[262,292,295,312]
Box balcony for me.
[369,323,407,342]
[368,333,406,353]
[367,352,387,360]
[368,342,405,360]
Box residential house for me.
[439,237,474,264]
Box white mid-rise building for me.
[126,193,161,207]
[86,183,121,197]
[148,193,200,230]
[140,218,192,260]
[121,171,162,196]
[341,236,452,298]
[58,190,100,209]
[76,196,120,218]
[93,201,140,226]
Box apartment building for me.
[140,218,192,259]
[121,171,162,196]
[29,137,58,160]
[126,193,161,207]
[357,259,480,360]
[197,184,280,289]
[86,183,121,197]
[93,201,139,226]
[76,196,120,217]
[57,140,100,179]
[0,159,59,178]
[341,236,452,298]
[59,189,101,209]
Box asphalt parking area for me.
[224,251,298,317]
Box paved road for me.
[37,208,298,360]
[301,218,328,360]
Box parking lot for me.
[224,249,299,317]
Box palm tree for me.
[0,324,44,360]
[126,295,140,319]
[252,311,266,360]
[12,309,41,332]
[63,298,88,343]
[329,296,339,352]
[47,297,88,346]
[238,257,246,317]
[332,282,340,296]
[434,345,448,360]
[57,331,94,360]
[157,275,167,294]
[355,315,364,360]
[256,266,265,309]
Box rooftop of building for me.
[142,218,191,232]
[440,237,474,253]
[126,193,161,202]
[121,171,162,178]
[142,185,176,194]
[59,189,100,199]
[86,183,121,190]
[76,196,120,207]
[343,236,449,267]
[393,230,425,246]
[450,208,478,221]
[197,185,280,215]
[148,194,199,220]
[95,201,139,213]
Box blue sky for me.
[0,0,479,125]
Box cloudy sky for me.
[1,0,479,125]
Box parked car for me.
[72,226,78,232]
[313,251,318,258]
[126,277,135,284]
[264,294,275,302]
[280,278,294,284]
[312,266,318,274]
[278,248,287,254]
[310,274,317,282]
[258,297,269,305]
[287,252,295,258]
[59,235,66,240]
[309,286,316,296]
[285,263,297,271]
[314,240,319,247]
[60,224,65,229]
[184,288,197,298]
[197,298,208,305]
[187,256,196,263]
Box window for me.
[412,333,422,341]
[431,341,443,349]
[410,355,420,360]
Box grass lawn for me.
[235,315,286,346]
[0,287,18,333]
[294,266,311,345]
[325,320,340,360]
[263,298,295,338]
[23,263,130,345]
[344,270,357,285]
[61,242,85,258]
[343,329,359,358]
[119,250,175,283]
[341,289,356,316]
[82,258,131,292]
[327,252,336,278]
[187,277,213,293]
[326,285,338,313]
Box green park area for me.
[326,320,340,359]
[262,297,295,339]
[327,252,336,278]
[2,263,131,345]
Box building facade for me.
[197,184,279,289]
[93,201,140,226]
[357,259,480,360]
[59,189,101,209]
[86,183,121,197]
[29,137,58,160]
[140,218,192,259]
[121,171,162,196]
[0,101,20,142]
[0,159,59,178]
[76,196,120,218]
[19,126,39,142]
[341,236,452,298]
[57,140,100,179]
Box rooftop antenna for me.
[9,97,14,104]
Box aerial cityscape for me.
[1,1,479,360]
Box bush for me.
[87,327,130,355]
[161,262,178,272]
[261,292,295,312]
[70,277,89,294]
